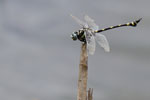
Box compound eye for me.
[71,33,78,41]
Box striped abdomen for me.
[95,18,142,33]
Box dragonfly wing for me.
[70,15,88,28]
[84,15,99,31]
[95,33,110,52]
[85,31,96,55]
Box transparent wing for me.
[85,31,96,55]
[95,34,110,52]
[84,15,99,31]
[70,15,88,28]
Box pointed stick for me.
[77,43,88,100]
[77,43,93,100]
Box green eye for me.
[71,32,78,41]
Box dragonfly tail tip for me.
[136,18,142,24]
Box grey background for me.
[0,0,149,100]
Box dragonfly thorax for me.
[71,29,86,42]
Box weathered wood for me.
[77,43,88,100]
[87,88,93,100]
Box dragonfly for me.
[71,15,142,55]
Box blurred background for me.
[0,0,149,100]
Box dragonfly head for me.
[71,31,78,41]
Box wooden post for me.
[77,43,93,100]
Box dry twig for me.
[77,43,93,100]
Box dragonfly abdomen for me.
[95,18,142,33]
